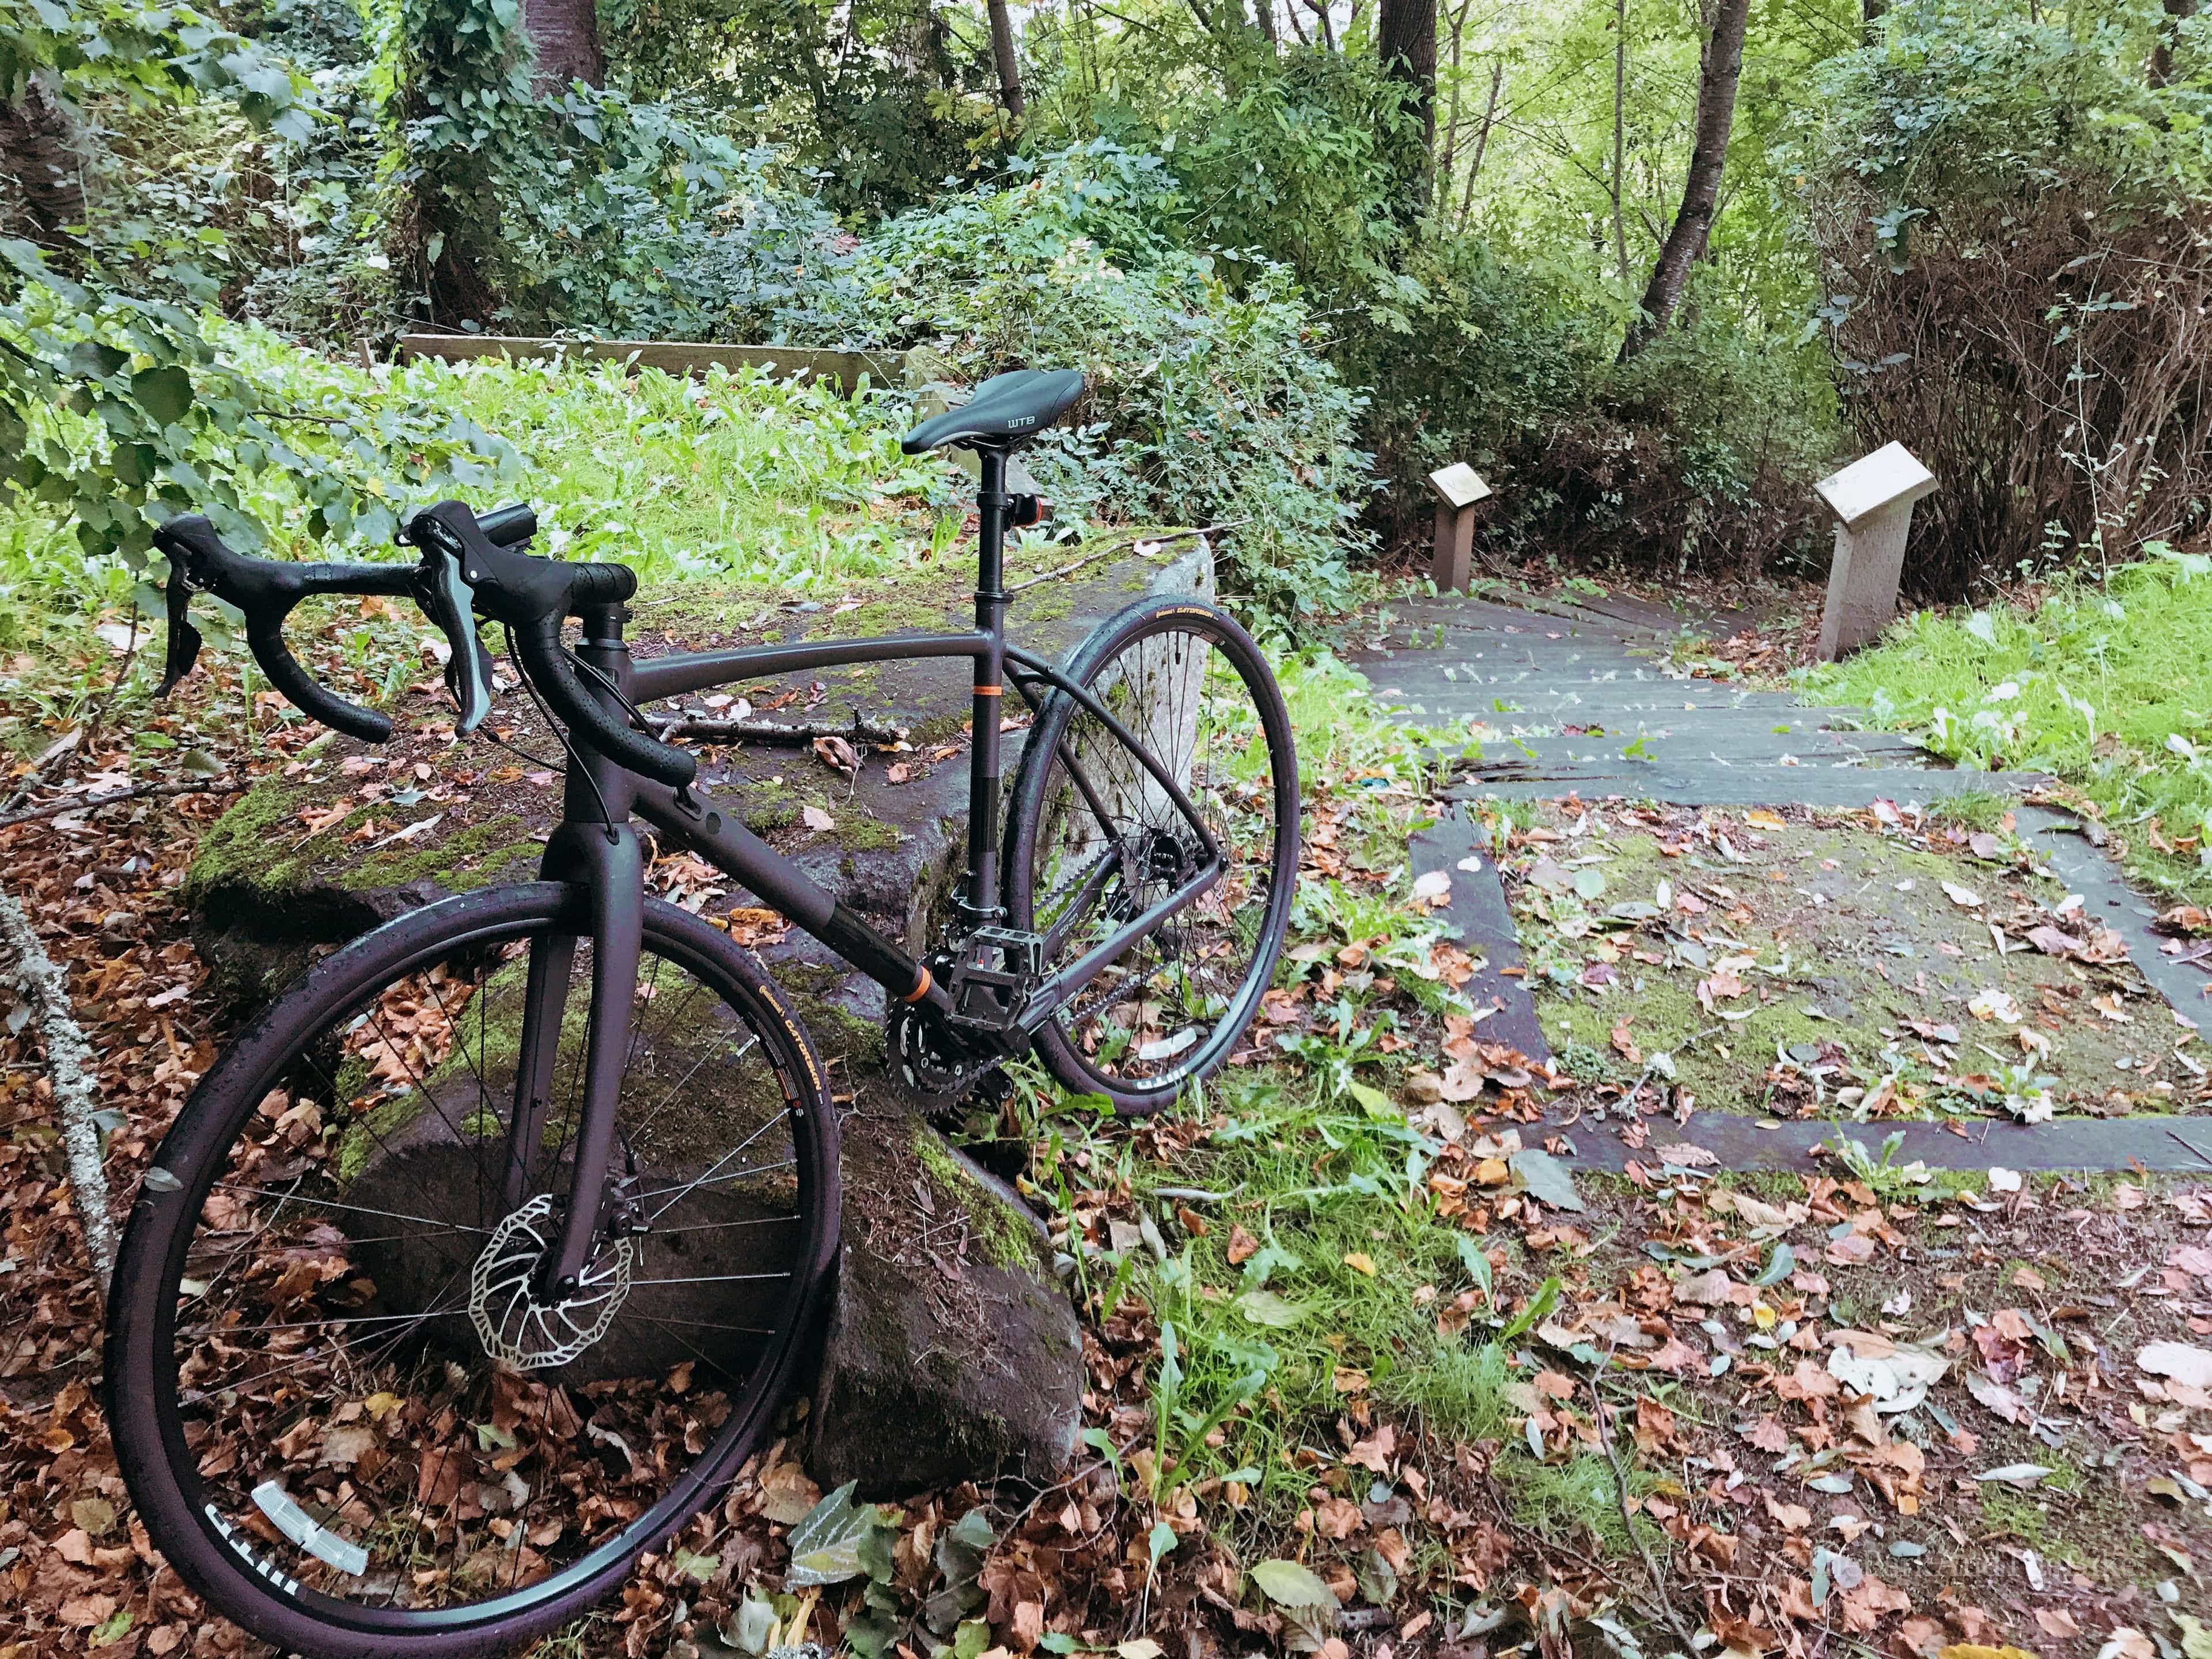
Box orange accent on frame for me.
[974,684,1003,697]
[902,967,933,1003]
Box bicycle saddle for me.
[901,368,1086,453]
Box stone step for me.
[1407,812,1550,1063]
[1449,730,1933,774]
[1443,763,2050,809]
[1547,1110,2212,1176]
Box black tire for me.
[1006,595,1298,1115]
[105,883,838,1659]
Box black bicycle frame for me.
[519,448,1225,1291]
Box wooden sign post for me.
[1814,441,1937,661]
[1428,462,1491,593]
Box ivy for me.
[0,1,517,567]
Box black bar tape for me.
[515,618,695,790]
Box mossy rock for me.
[805,1094,1080,1498]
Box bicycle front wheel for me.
[105,883,838,1659]
[1007,596,1299,1115]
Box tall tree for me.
[987,0,1025,117]
[1377,0,1437,161]
[0,75,86,267]
[523,0,605,90]
[1618,0,1748,360]
[1610,0,1628,289]
[2151,0,2197,86]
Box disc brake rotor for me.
[468,1192,634,1371]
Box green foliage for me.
[815,142,1376,619]
[600,0,1014,216]
[1808,548,2212,903]
[1797,0,2212,594]
[1803,0,2210,227]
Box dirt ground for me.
[1490,797,2206,1122]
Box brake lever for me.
[156,566,203,698]
[414,543,497,734]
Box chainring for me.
[888,998,997,1118]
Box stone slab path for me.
[1355,586,2212,1173]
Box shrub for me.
[1800,0,2212,600]
[804,142,1377,621]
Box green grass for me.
[374,349,963,589]
[0,327,990,747]
[1806,548,2212,902]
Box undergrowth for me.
[1807,546,2212,903]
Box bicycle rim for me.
[1012,603,1297,1109]
[107,887,835,1654]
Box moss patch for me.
[913,1126,1044,1272]
[1503,799,2184,1118]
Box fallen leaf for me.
[1411,869,1452,904]
[801,804,836,832]
[1973,1463,2052,1488]
[1235,1290,1309,1328]
[1251,1559,1339,1611]
[1942,880,1983,908]
[1968,988,2022,1022]
[2138,1340,2212,1390]
[812,733,860,777]
[1510,1149,1585,1212]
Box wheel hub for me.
[468,1192,634,1371]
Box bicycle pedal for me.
[944,927,1044,1033]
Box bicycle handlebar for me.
[151,501,696,791]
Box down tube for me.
[630,778,949,1015]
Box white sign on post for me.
[1427,463,1491,592]
[1813,441,1936,661]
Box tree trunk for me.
[1378,0,1438,161]
[524,0,605,93]
[0,76,87,266]
[1861,0,1886,36]
[1456,60,1502,230]
[1611,0,1630,290]
[1619,0,1749,362]
[2152,0,2196,86]
[987,0,1025,116]
[1253,0,1278,44]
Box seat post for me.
[961,446,1013,927]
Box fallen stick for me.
[1588,1368,1702,1657]
[0,885,118,1289]
[0,775,245,834]
[650,714,909,747]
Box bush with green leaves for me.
[808,141,1377,620]
[1797,0,2212,598]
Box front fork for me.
[505,601,650,1299]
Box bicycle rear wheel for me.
[1006,596,1298,1115]
[105,883,837,1659]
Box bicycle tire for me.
[105,882,839,1658]
[1006,595,1298,1115]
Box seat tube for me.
[964,446,1012,924]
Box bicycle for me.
[104,368,1298,1657]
